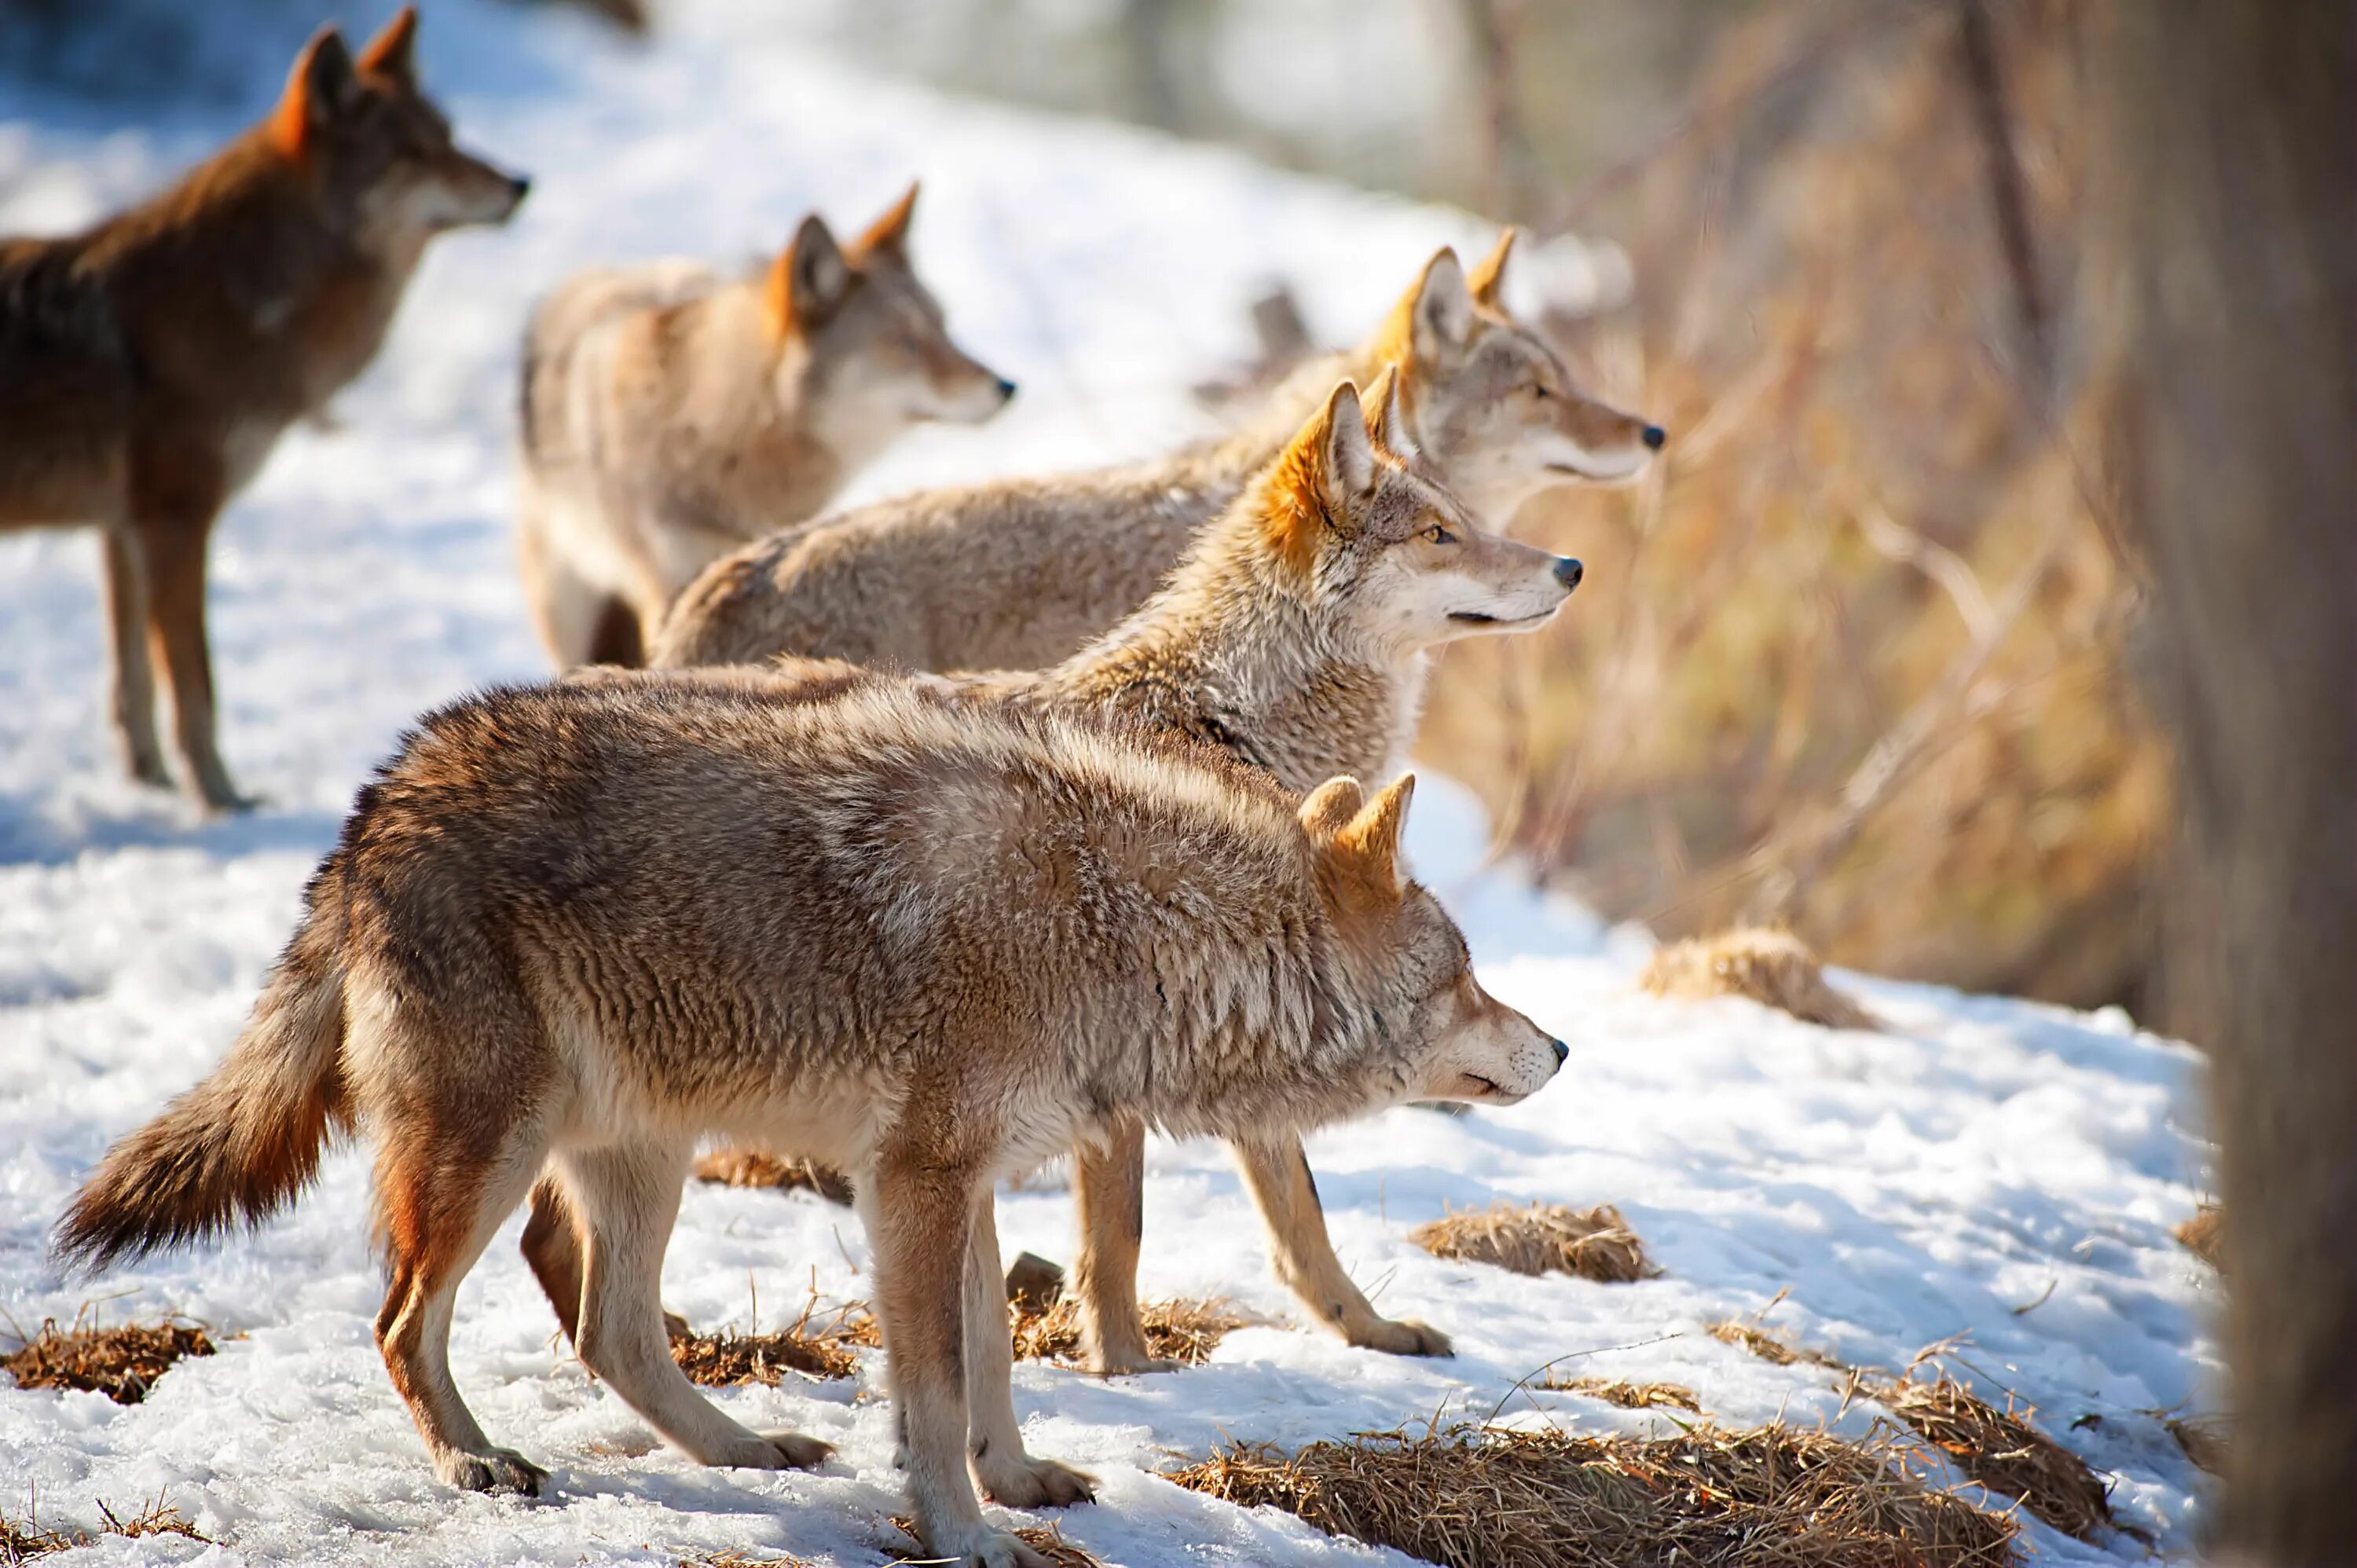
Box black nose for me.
[1553,556,1584,590]
[1641,424,1666,450]
[995,376,1018,400]
[1550,1038,1569,1066]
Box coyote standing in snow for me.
[0,9,527,809]
[57,672,1564,1568]
[514,184,1015,669]
[654,228,1660,671]
[527,372,1588,1375]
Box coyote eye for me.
[1422,522,1457,545]
[1525,382,1552,400]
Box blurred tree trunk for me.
[2096,4,2355,1563]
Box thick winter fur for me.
[56,676,1560,1568]
[0,11,527,808]
[652,228,1659,671]
[534,376,1582,1375]
[515,184,1013,669]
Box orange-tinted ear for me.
[1298,776,1367,838]
[1467,227,1517,311]
[1377,247,1472,369]
[854,181,918,261]
[764,214,852,338]
[357,5,420,86]
[1335,775,1413,888]
[1262,381,1378,572]
[273,27,360,159]
[1359,362,1417,461]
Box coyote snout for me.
[1425,985,1566,1105]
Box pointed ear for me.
[1406,247,1473,364]
[1318,379,1378,509]
[765,214,852,337]
[273,27,361,158]
[1359,363,1417,461]
[1298,776,1367,839]
[1467,227,1517,311]
[854,181,918,261]
[357,5,420,86]
[1334,775,1414,893]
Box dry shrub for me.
[2167,1414,2228,1476]
[1543,1374,1702,1411]
[692,1147,854,1205]
[1708,1319,1847,1370]
[0,1317,214,1405]
[1171,1421,2017,1567]
[1010,1298,1242,1367]
[2173,1204,2222,1268]
[1640,928,1880,1029]
[1410,1201,1652,1282]
[1868,1375,2113,1543]
[892,1515,1103,1568]
[670,1302,879,1387]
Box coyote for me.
[654,228,1659,671]
[0,9,527,809]
[526,374,1582,1376]
[57,675,1563,1568]
[514,184,1014,669]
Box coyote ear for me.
[1467,227,1517,311]
[767,214,852,337]
[1405,247,1473,365]
[1299,776,1367,839]
[1360,363,1418,461]
[274,27,361,157]
[1263,380,1377,570]
[1335,775,1414,892]
[1319,380,1379,509]
[854,181,919,262]
[357,5,420,86]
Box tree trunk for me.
[2095,4,2355,1562]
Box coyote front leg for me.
[1070,1114,1175,1375]
[1231,1132,1451,1357]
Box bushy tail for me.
[56,863,353,1273]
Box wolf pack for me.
[9,16,1668,1566]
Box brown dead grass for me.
[1410,1201,1652,1282]
[1709,1319,1849,1370]
[1010,1298,1244,1367]
[2,1495,211,1563]
[892,1515,1103,1568]
[670,1301,880,1387]
[1171,1421,2017,1567]
[1641,929,1881,1030]
[1543,1374,1703,1412]
[2173,1204,2222,1269]
[0,1317,215,1405]
[692,1147,854,1205]
[2167,1414,2228,1476]
[1868,1375,2113,1543]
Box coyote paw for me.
[930,1526,1055,1568]
[438,1446,548,1496]
[1080,1342,1181,1377]
[1349,1315,1453,1357]
[720,1430,834,1471]
[975,1452,1096,1508]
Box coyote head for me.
[271,11,530,245]
[1379,231,1662,522]
[1300,775,1565,1105]
[1257,375,1584,653]
[762,185,1015,452]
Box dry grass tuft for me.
[1868,1376,2113,1543]
[1410,1201,1652,1282]
[2,1494,211,1563]
[1542,1373,1703,1412]
[1640,929,1881,1030]
[674,1552,822,1568]
[670,1300,880,1387]
[90,1497,211,1544]
[1010,1298,1244,1367]
[692,1147,854,1205]
[0,1317,215,1405]
[1,1508,81,1563]
[892,1515,1104,1567]
[1171,1421,2017,1567]
[2167,1414,2228,1476]
[1708,1319,1848,1370]
[2173,1204,2222,1269]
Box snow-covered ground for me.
[0,5,2218,1563]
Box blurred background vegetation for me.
[5,0,2166,1024]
